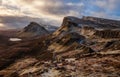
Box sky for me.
[0,0,120,29]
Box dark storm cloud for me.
[1,0,120,30]
[20,0,84,16]
[0,0,2,4]
[0,16,56,29]
[0,0,85,29]
[39,3,83,16]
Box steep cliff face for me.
[83,16,120,28]
[49,32,86,52]
[53,16,81,38]
[81,26,96,38]
[50,16,120,55]
[53,16,120,39]
[18,22,49,38]
[94,30,120,39]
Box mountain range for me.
[0,16,120,77]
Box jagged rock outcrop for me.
[18,22,49,37]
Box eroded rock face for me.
[53,16,82,38]
[49,16,120,54]
[81,26,96,38]
[49,32,85,51]
[53,16,120,39]
[83,16,120,29]
[94,30,120,39]
[18,22,49,37]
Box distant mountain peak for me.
[18,22,49,37]
[28,22,41,27]
[24,22,47,32]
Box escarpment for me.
[94,30,120,39]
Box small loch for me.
[9,38,22,42]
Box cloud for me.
[0,0,85,29]
[84,0,120,20]
[18,0,84,16]
[36,1,84,16]
[0,0,120,29]
[0,0,2,5]
[0,16,38,29]
[0,15,60,29]
[93,0,117,10]
[89,11,107,18]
